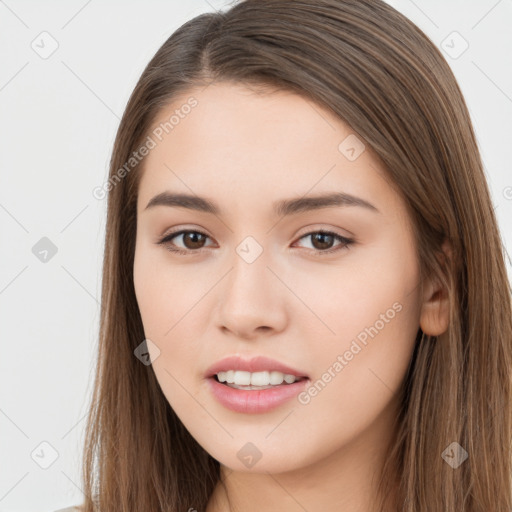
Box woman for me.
[70,0,512,510]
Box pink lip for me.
[205,355,308,379]
[204,355,310,414]
[207,376,310,414]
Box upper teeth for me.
[216,370,300,386]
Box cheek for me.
[133,244,213,403]
[293,239,421,425]
[133,242,206,338]
[133,255,203,420]
[289,236,420,344]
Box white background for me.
[0,1,511,511]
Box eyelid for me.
[158,223,352,241]
[294,223,354,239]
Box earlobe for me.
[419,239,452,337]
[419,284,450,336]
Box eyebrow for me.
[144,191,379,216]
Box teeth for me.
[216,370,300,386]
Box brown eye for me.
[295,230,354,256]
[157,230,213,254]
[310,232,335,250]
[180,231,208,249]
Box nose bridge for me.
[226,235,272,303]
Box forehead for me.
[137,81,398,216]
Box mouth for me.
[207,372,310,414]
[204,356,310,413]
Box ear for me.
[419,239,452,336]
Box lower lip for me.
[207,376,309,414]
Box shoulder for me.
[53,507,81,512]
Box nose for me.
[215,248,289,340]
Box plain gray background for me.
[1,1,511,510]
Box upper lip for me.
[206,355,309,379]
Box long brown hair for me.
[81,1,512,510]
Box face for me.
[133,81,424,474]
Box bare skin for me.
[133,82,450,512]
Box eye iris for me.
[311,232,334,250]
[183,232,206,249]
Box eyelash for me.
[156,229,354,257]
